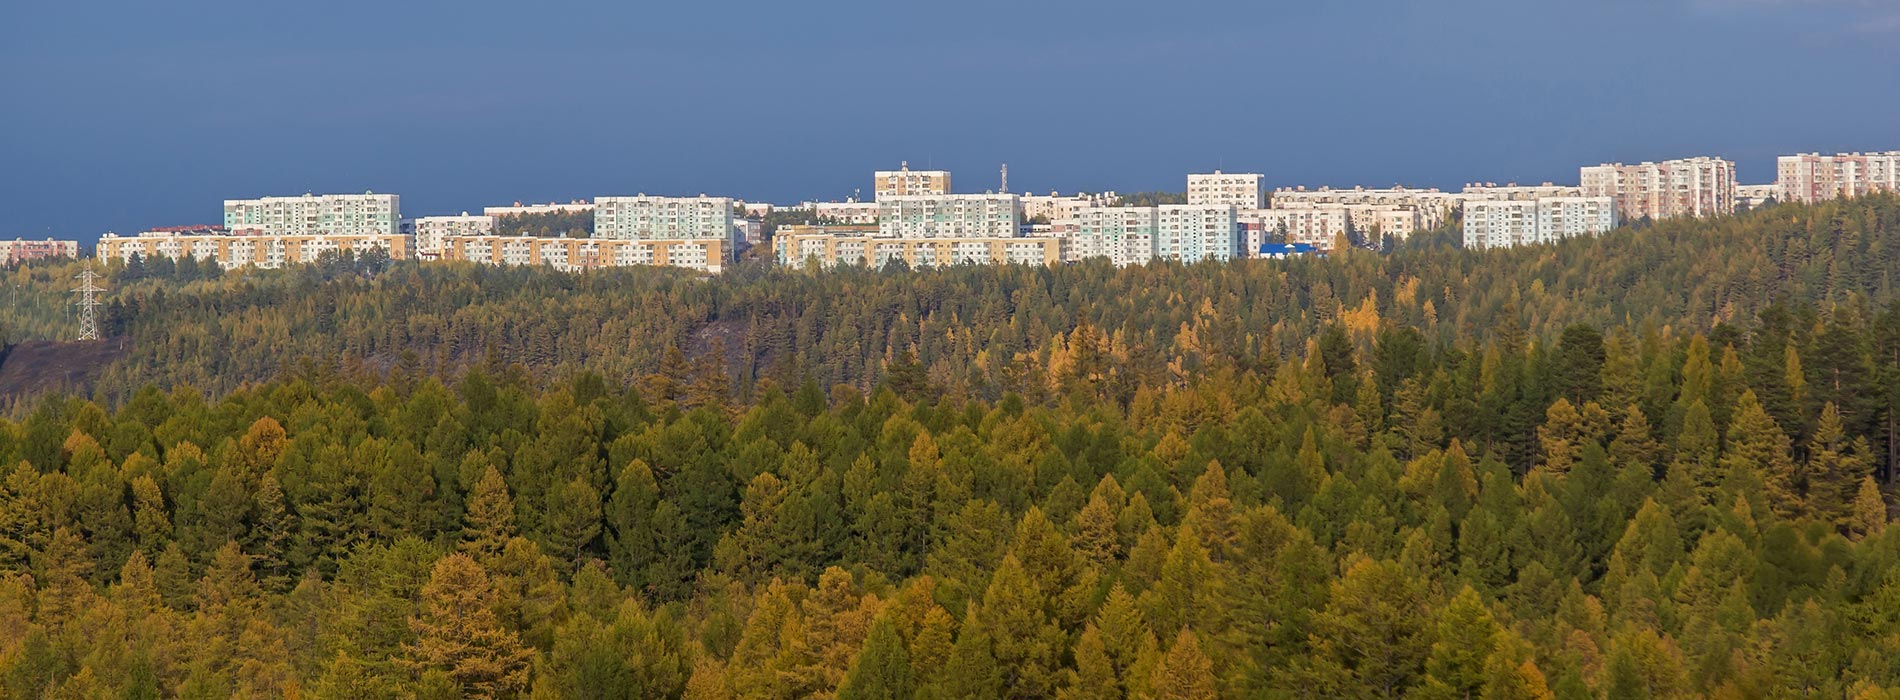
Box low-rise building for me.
[806,201,882,225]
[774,230,1061,269]
[1737,184,1779,210]
[1461,183,1585,201]
[482,200,595,218]
[98,228,411,269]
[0,238,81,265]
[441,235,727,273]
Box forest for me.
[0,195,1898,698]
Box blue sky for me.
[2,0,1896,243]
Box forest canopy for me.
[0,195,1898,699]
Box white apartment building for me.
[1269,186,1462,229]
[774,230,1061,270]
[806,201,882,225]
[1021,192,1119,223]
[1775,152,1900,204]
[874,162,952,200]
[223,192,400,237]
[1067,207,1158,266]
[1463,196,1615,249]
[483,200,595,218]
[1343,205,1423,240]
[594,196,737,246]
[1243,207,1350,250]
[410,213,494,258]
[1581,157,1735,221]
[878,194,1021,238]
[1155,204,1238,263]
[1462,183,1585,201]
[1187,172,1266,210]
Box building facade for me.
[1155,204,1239,263]
[874,162,952,200]
[1463,196,1615,249]
[878,194,1021,238]
[98,229,410,269]
[1775,152,1900,204]
[1021,192,1119,223]
[1461,183,1585,201]
[1269,186,1462,229]
[0,238,81,265]
[594,196,736,242]
[1581,157,1735,221]
[1736,184,1779,210]
[1188,172,1266,210]
[440,235,727,273]
[482,200,595,218]
[1067,207,1158,266]
[1243,207,1349,250]
[410,213,494,258]
[774,230,1060,270]
[223,192,401,237]
[806,201,881,225]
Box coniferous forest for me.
[2,196,1900,699]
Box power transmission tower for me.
[73,267,104,341]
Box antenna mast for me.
[1000,163,1009,194]
[72,267,104,341]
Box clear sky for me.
[2,0,1896,243]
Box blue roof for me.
[1260,243,1319,254]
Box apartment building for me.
[874,162,952,200]
[1155,204,1239,263]
[1243,207,1349,250]
[1462,183,1585,201]
[1187,172,1266,210]
[98,228,410,269]
[1463,196,1615,249]
[1775,152,1900,204]
[1581,157,1735,221]
[878,194,1021,238]
[1021,192,1119,222]
[774,230,1060,270]
[223,192,400,237]
[1342,205,1423,239]
[806,201,881,225]
[1067,207,1158,266]
[594,195,736,243]
[1270,186,1462,229]
[410,213,494,258]
[1737,184,1779,210]
[483,199,595,218]
[440,235,727,273]
[0,238,81,265]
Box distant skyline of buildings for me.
[13,149,1894,272]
